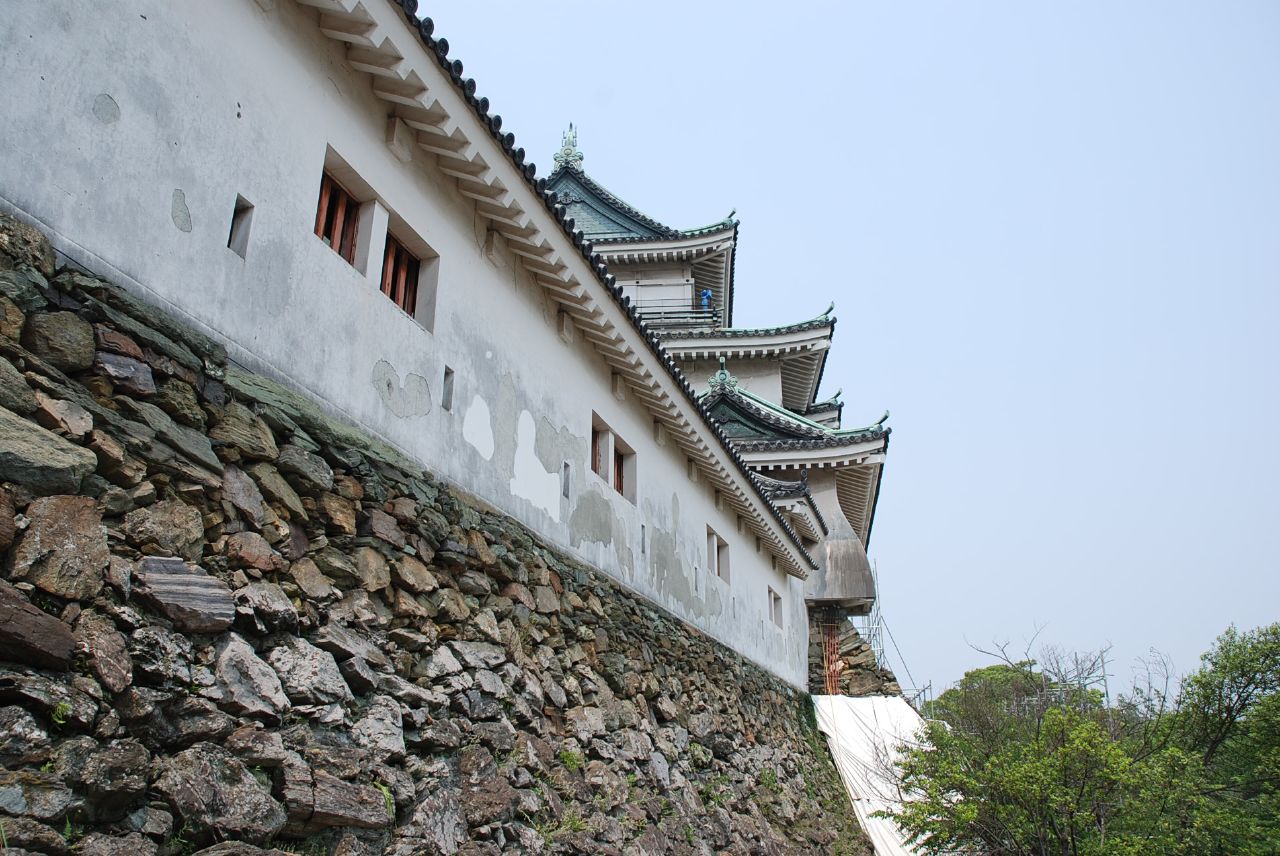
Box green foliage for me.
[758,766,780,793]
[889,623,1280,856]
[50,700,71,727]
[557,749,582,772]
[699,773,733,807]
[61,817,83,843]
[373,780,395,822]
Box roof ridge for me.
[547,164,680,238]
[656,309,836,341]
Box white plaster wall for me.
[0,0,808,686]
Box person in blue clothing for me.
[699,288,712,309]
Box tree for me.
[888,623,1280,856]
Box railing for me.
[630,296,719,328]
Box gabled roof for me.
[700,362,888,448]
[546,129,736,243]
[700,362,889,546]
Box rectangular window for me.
[768,587,783,628]
[227,195,254,259]
[380,233,421,316]
[561,462,572,500]
[441,366,455,411]
[589,414,635,503]
[314,172,360,264]
[707,527,729,581]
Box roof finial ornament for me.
[708,356,739,392]
[553,123,584,172]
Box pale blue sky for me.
[430,2,1280,692]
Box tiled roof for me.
[388,1,814,570]
[701,362,890,448]
[546,164,737,244]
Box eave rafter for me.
[291,0,813,576]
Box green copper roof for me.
[699,360,889,447]
[546,128,735,242]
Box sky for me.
[427,2,1280,694]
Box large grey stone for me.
[129,625,193,686]
[0,405,97,493]
[122,498,205,561]
[75,610,133,693]
[21,311,94,372]
[0,355,36,413]
[267,636,351,705]
[152,743,286,844]
[215,632,290,721]
[94,350,156,396]
[223,464,268,527]
[351,695,405,762]
[120,399,220,472]
[133,557,235,633]
[247,462,306,520]
[234,581,297,634]
[275,443,333,492]
[0,770,80,821]
[0,705,50,763]
[0,268,49,312]
[209,401,278,461]
[52,736,150,820]
[0,581,75,670]
[6,494,108,600]
[309,769,390,829]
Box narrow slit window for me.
[707,527,729,581]
[769,588,783,628]
[561,462,572,500]
[441,366,455,411]
[227,195,254,259]
[613,448,625,495]
[314,172,360,264]
[381,233,421,316]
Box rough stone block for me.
[0,581,75,670]
[0,405,97,493]
[133,557,235,633]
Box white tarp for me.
[813,694,926,856]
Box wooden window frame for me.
[380,232,421,317]
[314,172,360,264]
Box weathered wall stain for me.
[568,487,636,581]
[92,93,120,124]
[371,359,430,419]
[170,189,192,232]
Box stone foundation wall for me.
[0,214,870,856]
[807,612,902,698]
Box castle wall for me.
[0,219,869,853]
[0,0,807,685]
